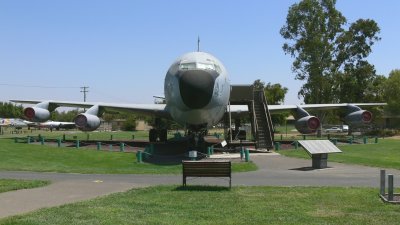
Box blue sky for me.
[1,0,399,105]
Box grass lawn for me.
[1,185,399,225]
[0,179,50,193]
[0,139,257,174]
[279,138,400,170]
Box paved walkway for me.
[1,154,399,218]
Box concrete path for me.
[1,154,400,219]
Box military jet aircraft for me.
[11,51,385,146]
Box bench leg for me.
[229,177,231,189]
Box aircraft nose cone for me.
[178,69,218,109]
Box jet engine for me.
[295,116,320,134]
[344,110,372,126]
[74,113,101,131]
[23,107,50,122]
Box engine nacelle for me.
[344,110,372,126]
[24,107,51,122]
[295,116,320,134]
[74,113,101,131]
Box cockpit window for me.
[179,63,196,70]
[197,63,215,70]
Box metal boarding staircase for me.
[252,90,274,149]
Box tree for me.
[280,0,381,104]
[0,102,23,118]
[384,70,400,114]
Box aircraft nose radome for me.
[178,70,218,109]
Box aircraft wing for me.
[10,100,170,118]
[229,103,387,115]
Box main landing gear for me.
[149,128,167,142]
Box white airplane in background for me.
[1,118,75,130]
[11,51,385,147]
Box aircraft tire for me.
[159,129,167,142]
[149,129,158,142]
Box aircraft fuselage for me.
[164,52,230,131]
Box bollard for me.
[294,141,298,149]
[97,142,101,150]
[150,144,154,154]
[40,137,45,145]
[363,136,367,144]
[63,134,66,141]
[110,134,113,140]
[207,147,211,157]
[132,135,135,140]
[14,137,18,143]
[375,137,378,144]
[27,136,31,144]
[120,143,125,152]
[303,135,306,140]
[75,140,80,148]
[280,134,283,141]
[57,138,61,147]
[211,146,214,155]
[380,170,386,196]
[388,174,394,201]
[274,142,280,150]
[332,138,337,146]
[136,151,142,163]
[240,147,244,159]
[244,149,250,162]
[348,138,353,144]
[86,133,90,141]
[109,145,113,151]
[327,134,331,140]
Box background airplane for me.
[11,51,385,148]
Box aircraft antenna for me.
[197,36,200,52]
[80,86,89,102]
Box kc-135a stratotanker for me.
[11,51,385,145]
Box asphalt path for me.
[1,153,399,218]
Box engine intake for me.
[23,107,50,122]
[344,110,372,126]
[74,113,101,131]
[295,116,320,134]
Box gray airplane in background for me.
[11,51,385,147]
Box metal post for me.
[294,141,298,149]
[348,138,353,144]
[228,101,232,143]
[207,147,211,157]
[86,133,90,141]
[274,142,280,150]
[240,147,244,159]
[76,140,80,148]
[380,170,386,196]
[280,134,283,141]
[27,136,31,144]
[97,142,101,150]
[57,138,61,147]
[245,149,250,162]
[120,143,125,152]
[109,145,113,151]
[375,137,378,144]
[303,135,306,140]
[137,151,142,163]
[388,174,394,201]
[332,138,337,146]
[363,136,367,144]
[40,137,45,145]
[211,146,214,155]
[63,134,66,141]
[14,137,18,143]
[132,135,135,140]
[110,134,113,140]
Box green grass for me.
[279,138,400,170]
[1,185,399,225]
[0,179,50,193]
[0,139,257,174]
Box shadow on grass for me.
[174,185,231,192]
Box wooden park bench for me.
[182,160,231,188]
